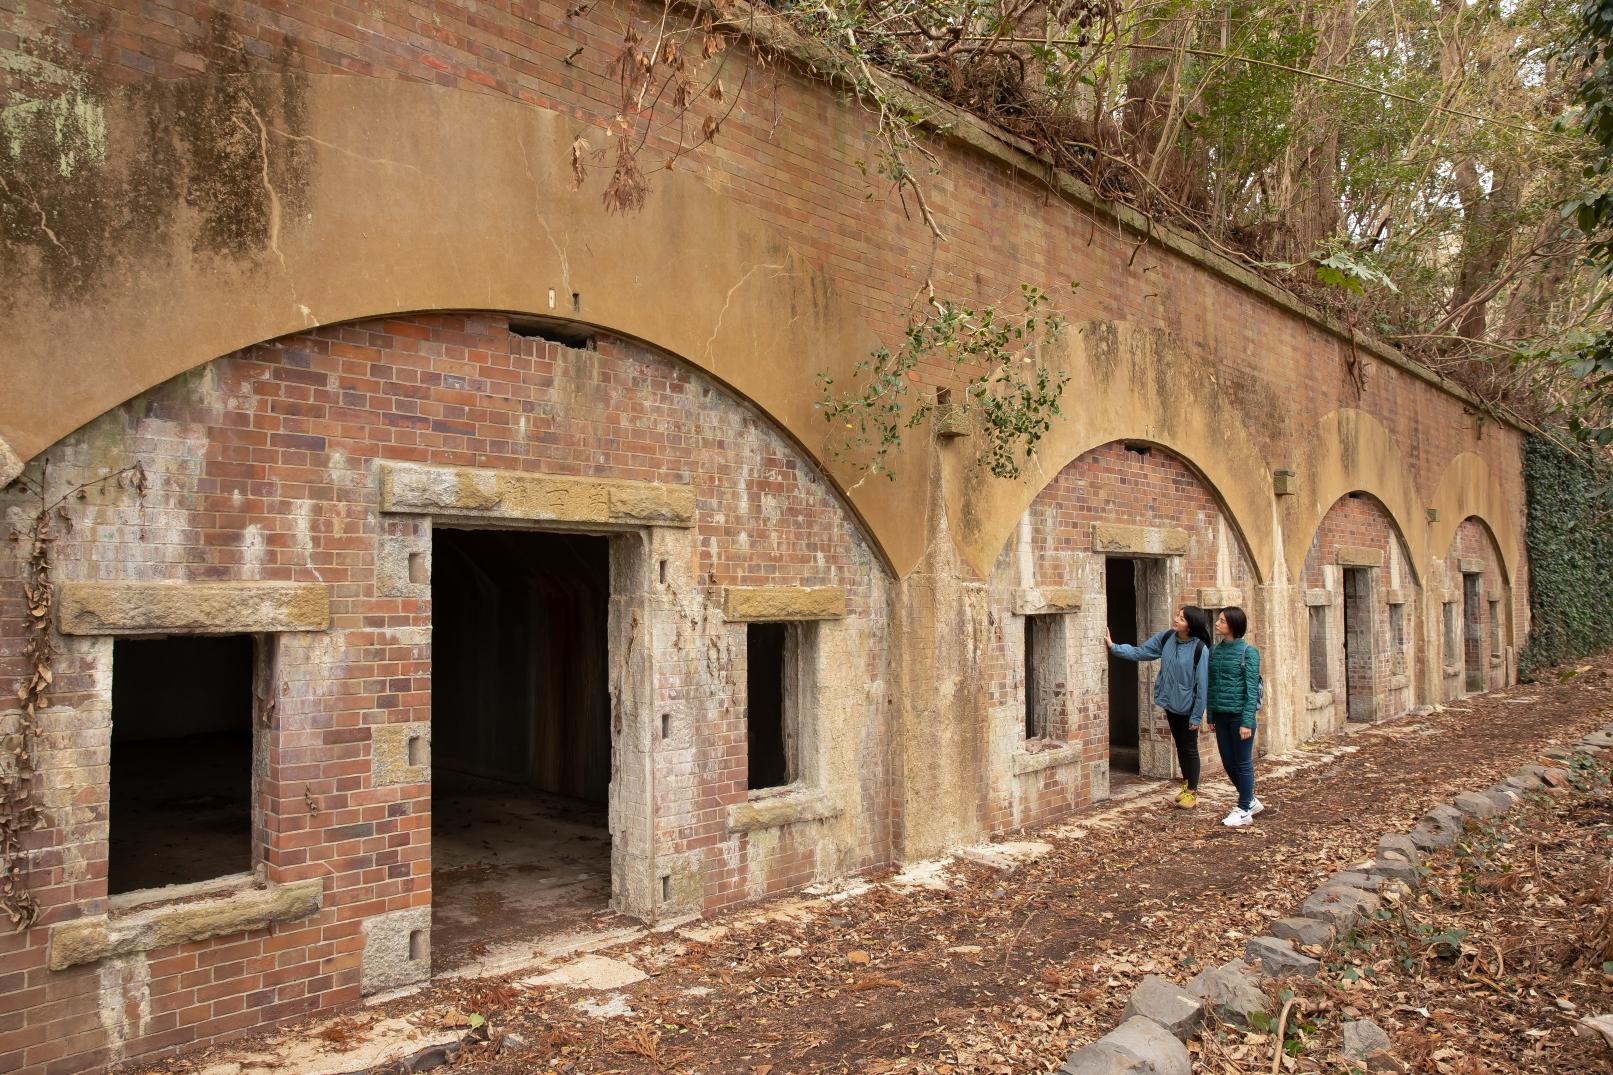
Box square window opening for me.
[1443,601,1458,661]
[1307,605,1329,691]
[110,634,258,896]
[747,621,813,792]
[1389,603,1407,676]
[1489,600,1502,657]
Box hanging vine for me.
[2,460,146,930]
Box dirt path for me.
[155,658,1613,1075]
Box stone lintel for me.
[1304,589,1333,607]
[1458,557,1484,574]
[1091,523,1189,556]
[1015,588,1081,615]
[58,581,329,636]
[1198,588,1243,608]
[1487,590,1503,603]
[723,586,846,622]
[1335,546,1384,568]
[1305,690,1333,711]
[1011,742,1081,776]
[728,787,839,832]
[1386,588,1410,606]
[49,878,323,970]
[372,722,430,786]
[380,462,694,527]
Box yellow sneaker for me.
[1175,788,1198,809]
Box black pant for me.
[1165,711,1200,790]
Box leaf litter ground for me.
[149,656,1613,1075]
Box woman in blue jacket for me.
[1106,605,1212,808]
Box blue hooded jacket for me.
[1109,629,1209,722]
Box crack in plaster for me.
[517,133,572,297]
[703,260,798,365]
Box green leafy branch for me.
[817,282,1074,481]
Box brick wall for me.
[0,315,890,1073]
[1300,495,1419,735]
[982,442,1257,831]
[1442,517,1511,697]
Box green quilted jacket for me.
[1206,638,1261,729]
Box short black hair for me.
[1221,606,1248,639]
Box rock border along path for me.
[1053,723,1613,1074]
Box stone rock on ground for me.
[1482,787,1516,812]
[1270,916,1332,947]
[1506,770,1544,792]
[1185,959,1270,1027]
[1377,834,1421,866]
[1369,857,1418,885]
[1326,870,1378,889]
[1341,1018,1393,1060]
[1582,730,1613,749]
[1120,975,1204,1041]
[1453,791,1500,818]
[1243,935,1321,978]
[1300,884,1380,930]
[1424,803,1465,833]
[1409,822,1457,852]
[1059,1016,1191,1075]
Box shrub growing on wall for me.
[1519,435,1613,677]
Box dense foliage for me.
[1519,435,1613,676]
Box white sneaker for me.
[1222,808,1253,828]
[1249,797,1265,816]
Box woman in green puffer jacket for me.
[1206,606,1263,828]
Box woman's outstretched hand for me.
[1103,628,1113,648]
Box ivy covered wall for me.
[1519,435,1613,677]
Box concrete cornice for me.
[697,0,1526,433]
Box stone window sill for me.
[1490,655,1504,667]
[49,875,323,971]
[1443,664,1462,677]
[1012,742,1081,775]
[1387,674,1409,690]
[1305,690,1333,711]
[728,786,839,833]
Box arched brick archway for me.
[944,322,1277,585]
[1299,491,1423,737]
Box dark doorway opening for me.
[109,635,255,895]
[1462,573,1484,692]
[1342,567,1376,722]
[430,527,613,975]
[1106,558,1140,774]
